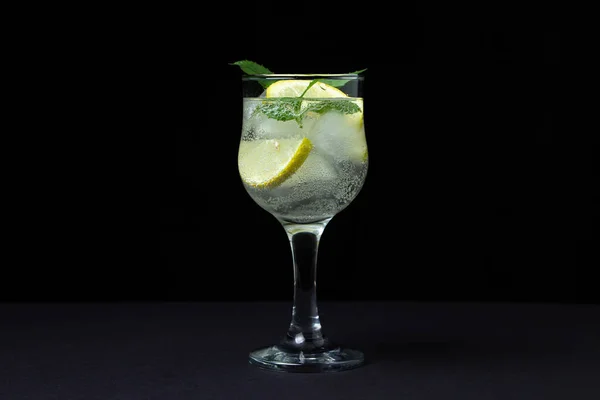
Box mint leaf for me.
[230,60,273,75]
[230,61,365,77]
[231,61,367,88]
[255,98,360,127]
[255,98,304,125]
[231,60,274,89]
[318,69,367,87]
[234,61,365,124]
[305,99,361,115]
[300,80,319,97]
[321,69,367,88]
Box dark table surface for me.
[1,301,599,400]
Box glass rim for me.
[242,74,364,80]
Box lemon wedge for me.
[238,137,313,189]
[266,80,348,98]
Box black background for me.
[7,6,590,304]
[1,8,598,400]
[157,6,597,305]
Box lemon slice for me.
[263,80,366,163]
[267,80,363,126]
[266,80,348,98]
[238,137,313,189]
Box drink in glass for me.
[238,73,368,372]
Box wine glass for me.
[237,73,368,372]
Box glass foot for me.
[249,345,365,372]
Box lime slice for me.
[238,137,313,189]
[266,80,348,98]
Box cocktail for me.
[235,62,368,372]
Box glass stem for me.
[279,219,332,354]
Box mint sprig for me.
[255,97,361,127]
[230,60,274,88]
[229,60,273,75]
[230,60,366,87]
[232,61,364,126]
[320,69,367,88]
[255,79,361,127]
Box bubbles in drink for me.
[307,106,367,164]
[239,97,368,224]
[243,101,317,141]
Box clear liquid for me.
[239,97,368,224]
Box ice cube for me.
[245,106,317,140]
[307,111,367,163]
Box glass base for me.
[249,345,365,373]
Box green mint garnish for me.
[255,98,304,124]
[304,99,361,115]
[255,97,361,127]
[229,60,273,75]
[230,60,365,77]
[299,79,319,97]
[230,60,274,88]
[255,78,361,126]
[320,69,367,88]
[232,61,364,126]
[230,60,366,87]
